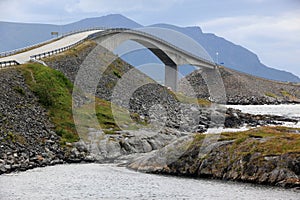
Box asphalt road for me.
[0,30,101,64]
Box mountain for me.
[0,14,141,52]
[64,14,142,30]
[0,22,59,52]
[0,14,299,82]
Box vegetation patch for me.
[265,92,277,98]
[21,63,78,144]
[281,90,291,97]
[1,131,27,145]
[75,98,146,136]
[13,86,26,95]
[217,126,300,155]
[189,126,300,173]
[192,126,300,155]
[20,63,146,144]
[173,92,211,107]
[113,70,122,78]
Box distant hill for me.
[0,14,299,82]
[180,66,300,104]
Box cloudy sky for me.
[0,0,300,77]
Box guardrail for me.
[0,60,20,68]
[29,34,93,60]
[0,38,59,58]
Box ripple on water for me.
[0,163,299,200]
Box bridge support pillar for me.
[165,64,178,91]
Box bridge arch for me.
[88,28,216,90]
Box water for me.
[226,104,300,118]
[0,164,299,200]
[225,104,300,128]
[205,104,300,133]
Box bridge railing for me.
[0,60,20,68]
[30,39,86,60]
[0,27,108,58]
[0,38,61,58]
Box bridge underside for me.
[149,48,178,90]
[92,30,216,91]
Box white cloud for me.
[199,10,300,76]
[65,0,183,14]
[0,0,76,23]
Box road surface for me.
[0,30,101,64]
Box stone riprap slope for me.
[0,68,66,174]
[180,67,300,104]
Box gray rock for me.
[4,164,11,170]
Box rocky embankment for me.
[180,67,300,105]
[0,68,66,174]
[0,67,186,174]
[128,127,300,188]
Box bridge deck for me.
[0,30,101,64]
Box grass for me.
[190,126,300,172]
[13,86,26,95]
[172,92,211,107]
[218,126,300,155]
[265,92,277,98]
[1,131,27,145]
[74,97,146,136]
[280,90,298,101]
[113,70,122,78]
[20,62,146,143]
[281,90,291,97]
[21,63,78,144]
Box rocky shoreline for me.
[127,127,300,189]
[1,41,299,189]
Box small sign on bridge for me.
[51,32,59,37]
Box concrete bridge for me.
[0,28,217,90]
